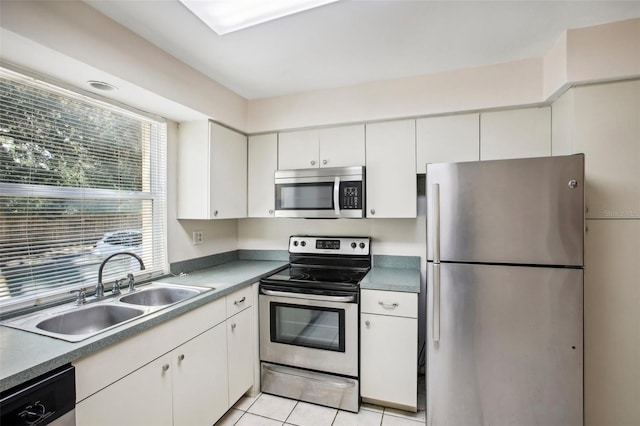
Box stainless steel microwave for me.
[274,166,365,218]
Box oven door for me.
[259,286,359,377]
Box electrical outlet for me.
[192,231,204,245]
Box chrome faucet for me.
[96,252,145,298]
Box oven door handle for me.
[261,289,355,303]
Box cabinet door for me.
[278,129,319,169]
[573,81,640,219]
[365,120,416,218]
[210,122,247,218]
[584,220,640,425]
[76,355,173,426]
[227,308,254,406]
[361,313,417,409]
[248,134,277,217]
[480,107,551,160]
[319,124,365,167]
[416,114,479,173]
[173,324,229,426]
[177,120,210,219]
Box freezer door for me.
[427,154,584,266]
[426,263,583,426]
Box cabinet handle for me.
[378,301,399,309]
[365,320,370,326]
[162,364,170,372]
[370,209,375,215]
[234,297,246,306]
[322,159,328,165]
[178,354,185,362]
[213,210,219,217]
[268,209,274,215]
[231,323,237,330]
[311,160,316,166]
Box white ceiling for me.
[78,1,640,100]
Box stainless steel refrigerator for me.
[426,154,584,425]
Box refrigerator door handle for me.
[432,183,440,262]
[433,263,441,343]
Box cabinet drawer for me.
[361,290,417,318]
[226,286,253,317]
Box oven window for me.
[270,302,345,352]
[276,183,334,210]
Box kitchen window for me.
[0,66,167,311]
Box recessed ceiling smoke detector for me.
[87,80,117,91]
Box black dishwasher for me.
[0,364,75,425]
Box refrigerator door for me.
[426,262,583,426]
[427,154,584,266]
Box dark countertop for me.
[360,267,421,293]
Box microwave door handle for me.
[333,177,341,217]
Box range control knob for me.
[359,242,366,249]
[300,241,306,247]
[293,241,299,247]
[351,242,357,249]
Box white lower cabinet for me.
[76,355,173,426]
[360,289,418,411]
[173,325,229,426]
[76,325,227,426]
[227,307,254,405]
[75,286,256,426]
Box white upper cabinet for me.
[572,81,640,219]
[318,124,365,167]
[278,129,319,169]
[416,113,480,173]
[278,125,365,170]
[365,120,417,218]
[178,121,247,219]
[248,134,277,218]
[480,107,551,161]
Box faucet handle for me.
[127,273,136,292]
[69,288,87,305]
[112,279,124,296]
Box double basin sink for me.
[2,283,212,342]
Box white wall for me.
[247,59,543,133]
[248,18,640,133]
[0,0,247,129]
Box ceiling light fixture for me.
[178,0,339,35]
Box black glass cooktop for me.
[262,265,369,290]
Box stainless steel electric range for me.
[259,235,371,412]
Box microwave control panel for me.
[340,182,362,210]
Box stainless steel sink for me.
[1,282,212,342]
[36,304,144,335]
[119,286,203,306]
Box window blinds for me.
[0,67,167,309]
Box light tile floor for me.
[216,377,426,426]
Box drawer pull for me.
[378,301,399,309]
[234,296,246,306]
[178,354,185,362]
[231,323,237,330]
[162,364,170,372]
